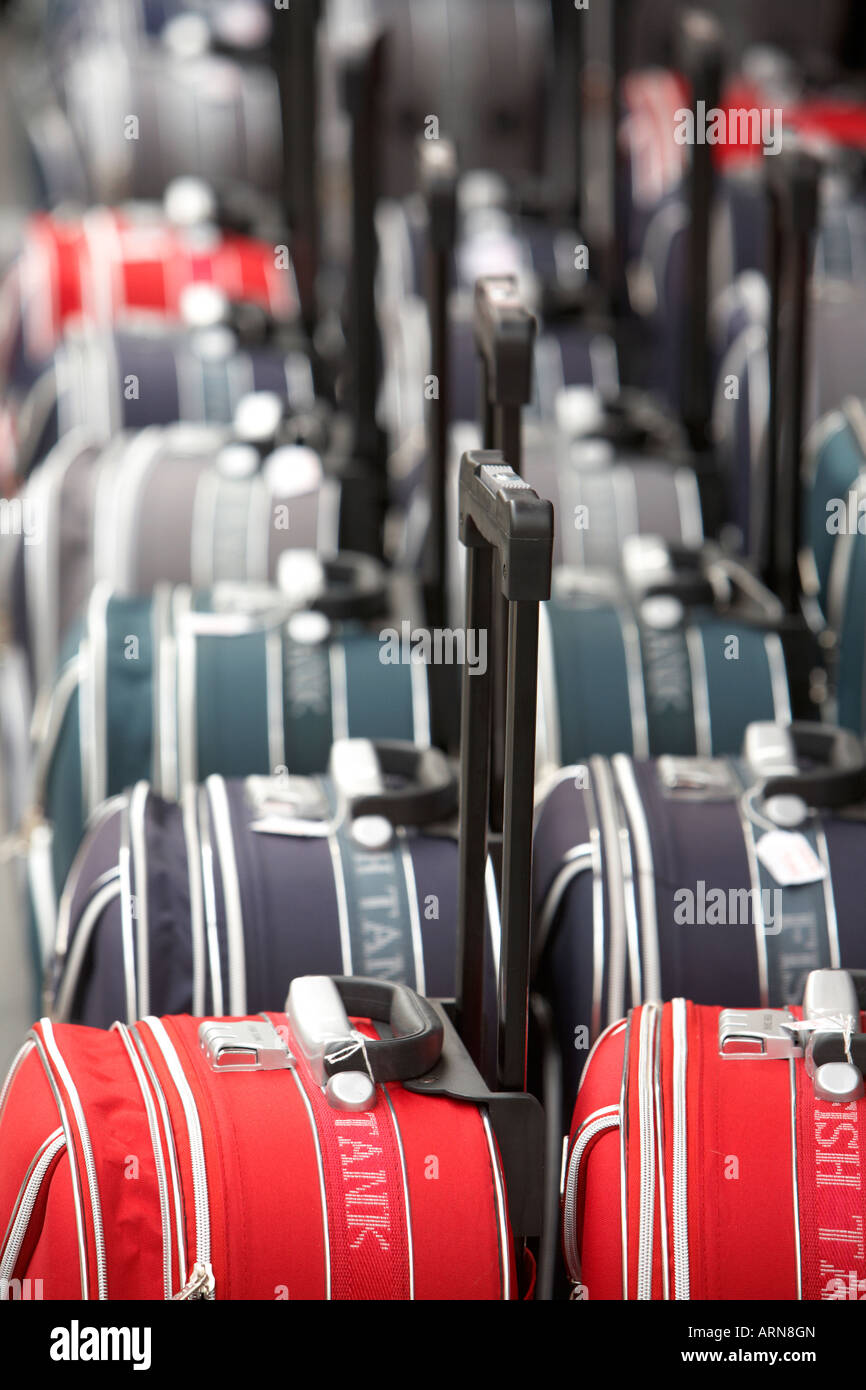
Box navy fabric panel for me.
[630,759,760,1007]
[404,831,460,998]
[342,630,419,744]
[115,336,182,430]
[222,779,344,1010]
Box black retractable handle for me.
[473,276,537,833]
[340,28,388,472]
[456,451,553,1094]
[676,8,725,453]
[474,275,537,473]
[270,0,321,334]
[768,147,820,614]
[419,136,458,631]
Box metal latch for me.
[718,1007,804,1060]
[719,970,866,1105]
[199,1019,294,1072]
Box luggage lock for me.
[199,1019,294,1072]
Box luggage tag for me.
[754,829,827,888]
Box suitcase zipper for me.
[636,1003,660,1299]
[671,998,690,1300]
[114,1025,173,1299]
[142,1019,215,1300]
[37,1021,108,1299]
[0,1129,65,1292]
[562,1106,620,1286]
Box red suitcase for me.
[565,968,866,1300]
[0,186,298,392]
[0,450,552,1301]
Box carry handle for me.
[474,275,537,475]
[286,974,444,1084]
[330,739,459,828]
[277,551,389,622]
[767,145,821,613]
[419,136,458,631]
[759,723,866,810]
[457,450,553,1093]
[675,9,725,452]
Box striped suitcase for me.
[9,304,315,480]
[49,740,479,1028]
[0,450,552,1301]
[35,33,282,206]
[31,564,434,952]
[533,720,866,1106]
[565,968,866,1300]
[11,414,336,694]
[0,193,298,400]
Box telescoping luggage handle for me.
[456,450,554,1094]
[719,968,866,1106]
[474,275,537,474]
[418,135,458,631]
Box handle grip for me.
[473,275,537,410]
[761,723,866,810]
[331,739,458,827]
[287,974,444,1084]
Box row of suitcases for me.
[2,0,866,1302]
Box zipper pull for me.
[173,1262,215,1300]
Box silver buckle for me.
[718,1007,804,1060]
[199,1019,294,1072]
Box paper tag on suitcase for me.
[755,830,827,887]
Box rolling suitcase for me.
[30,559,434,951]
[0,449,552,1300]
[11,406,336,694]
[8,297,316,480]
[534,719,866,1106]
[0,185,298,401]
[48,739,478,1028]
[29,26,282,207]
[565,967,866,1299]
[472,275,794,765]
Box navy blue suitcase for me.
[48,739,484,1028]
[533,721,866,1107]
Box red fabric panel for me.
[795,1013,866,1301]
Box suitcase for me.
[565,967,866,1300]
[0,449,552,1300]
[11,409,336,694]
[30,561,434,951]
[0,190,299,401]
[49,739,470,1027]
[472,275,795,764]
[31,30,282,207]
[534,719,866,1107]
[8,301,315,481]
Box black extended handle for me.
[325,977,444,1083]
[347,741,459,828]
[457,450,553,1094]
[474,275,537,475]
[270,0,320,333]
[341,26,388,473]
[762,723,866,810]
[768,146,821,615]
[675,9,725,452]
[419,135,458,633]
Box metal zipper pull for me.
[173,1262,215,1301]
